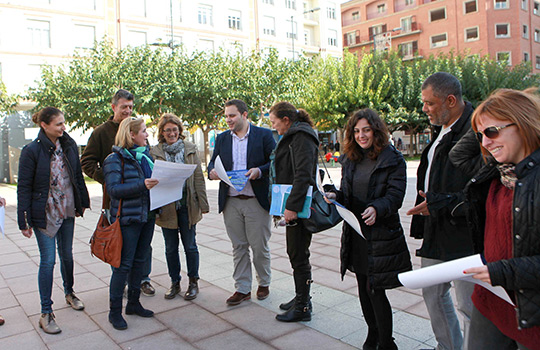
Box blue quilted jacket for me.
[103,146,151,225]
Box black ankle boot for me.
[184,277,199,300]
[125,289,154,317]
[109,300,127,330]
[363,328,379,350]
[279,296,313,311]
[276,300,312,322]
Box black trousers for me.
[355,271,394,347]
[286,221,312,276]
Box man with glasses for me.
[208,99,276,305]
[81,89,156,297]
[406,72,481,350]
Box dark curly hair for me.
[343,108,389,162]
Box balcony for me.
[343,23,422,49]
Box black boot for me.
[276,274,312,322]
[184,277,199,300]
[279,295,313,311]
[109,299,127,330]
[378,337,398,350]
[125,289,154,317]
[363,328,379,350]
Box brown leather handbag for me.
[90,157,124,268]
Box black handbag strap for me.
[289,144,337,187]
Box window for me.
[430,33,448,48]
[535,28,540,41]
[27,19,51,49]
[523,24,529,38]
[81,0,96,10]
[127,30,147,46]
[377,4,386,13]
[430,8,446,21]
[285,0,296,10]
[198,39,214,52]
[536,55,540,68]
[535,1,540,14]
[496,51,511,65]
[464,0,478,13]
[304,30,310,45]
[328,29,338,46]
[352,11,360,20]
[327,3,336,19]
[198,4,213,25]
[522,0,528,10]
[495,23,510,37]
[401,17,412,32]
[494,0,509,9]
[465,27,479,41]
[74,24,96,48]
[130,0,147,17]
[346,31,356,45]
[262,16,275,36]
[405,0,414,5]
[370,24,385,38]
[524,52,530,61]
[262,0,274,4]
[400,41,416,57]
[286,19,297,39]
[228,10,241,30]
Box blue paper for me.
[226,169,250,192]
[270,185,313,219]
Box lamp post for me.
[291,7,320,60]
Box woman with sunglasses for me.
[103,117,159,330]
[269,101,319,322]
[326,109,411,350]
[150,114,209,300]
[460,88,540,349]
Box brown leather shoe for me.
[0,314,4,326]
[226,291,251,305]
[256,286,270,300]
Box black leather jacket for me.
[465,148,540,329]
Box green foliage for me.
[0,80,17,113]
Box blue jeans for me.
[162,206,199,282]
[34,218,75,314]
[109,220,155,303]
[141,245,152,283]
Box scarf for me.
[127,145,154,178]
[162,139,185,164]
[496,163,517,190]
[43,140,75,237]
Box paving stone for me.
[195,328,276,350]
[29,307,99,345]
[0,286,18,309]
[219,303,303,341]
[0,261,38,279]
[270,327,356,350]
[47,330,120,350]
[121,330,196,350]
[308,307,363,339]
[156,304,235,343]
[393,310,434,343]
[0,330,47,349]
[92,310,167,344]
[386,288,425,311]
[0,306,35,339]
[191,285,246,315]
[0,251,32,266]
[75,287,109,316]
[310,284,358,308]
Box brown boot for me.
[184,277,199,300]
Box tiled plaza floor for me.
[0,160,449,349]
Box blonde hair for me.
[471,88,540,160]
[157,113,185,143]
[115,117,145,149]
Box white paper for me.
[331,200,365,239]
[398,254,514,305]
[0,206,4,237]
[150,160,197,211]
[214,155,235,188]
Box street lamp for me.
[291,7,320,60]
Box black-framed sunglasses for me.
[475,123,516,143]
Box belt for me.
[233,195,255,200]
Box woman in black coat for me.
[269,101,319,323]
[461,89,540,349]
[326,109,411,350]
[17,107,90,334]
[103,117,159,331]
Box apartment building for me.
[0,0,343,95]
[341,0,540,72]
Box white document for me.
[0,206,4,237]
[398,254,514,305]
[331,200,365,239]
[214,155,235,188]
[150,160,197,211]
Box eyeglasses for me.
[164,127,179,134]
[475,123,515,143]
